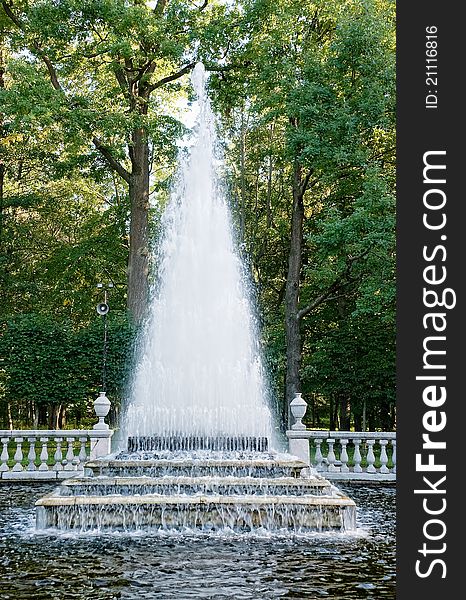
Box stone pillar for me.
[91,392,112,458]
[288,393,310,465]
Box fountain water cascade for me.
[36,64,356,534]
[123,62,273,443]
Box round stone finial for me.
[290,392,307,430]
[93,391,111,430]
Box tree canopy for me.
[0,0,395,431]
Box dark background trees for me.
[0,0,395,431]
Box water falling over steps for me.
[35,436,356,533]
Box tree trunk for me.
[332,396,339,430]
[38,404,48,427]
[329,396,334,430]
[367,407,375,431]
[353,405,363,431]
[32,402,39,429]
[339,394,351,430]
[380,398,392,430]
[284,162,305,427]
[7,402,13,430]
[48,404,57,429]
[127,127,150,322]
[58,405,66,429]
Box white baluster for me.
[391,439,396,474]
[313,439,324,471]
[27,437,37,471]
[39,437,50,471]
[379,439,389,473]
[340,438,349,472]
[0,438,10,472]
[64,438,76,470]
[78,437,88,466]
[53,438,63,471]
[327,439,337,471]
[366,439,376,473]
[353,439,362,473]
[12,437,24,471]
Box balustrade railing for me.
[287,393,396,480]
[1,392,395,482]
[288,429,396,480]
[0,391,113,481]
[0,429,113,480]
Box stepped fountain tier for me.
[36,436,356,533]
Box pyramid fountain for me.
[35,64,356,534]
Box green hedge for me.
[0,313,136,429]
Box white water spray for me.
[123,64,274,442]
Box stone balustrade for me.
[0,429,113,480]
[0,391,113,481]
[287,394,396,480]
[287,429,396,481]
[1,392,395,482]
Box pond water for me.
[0,482,395,599]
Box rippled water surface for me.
[0,482,395,599]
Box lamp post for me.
[96,282,113,393]
[92,283,113,441]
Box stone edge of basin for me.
[36,492,356,508]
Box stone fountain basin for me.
[34,451,358,533]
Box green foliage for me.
[2,0,228,167]
[73,312,137,410]
[0,313,135,428]
[0,178,130,322]
[1,0,236,322]
[0,39,130,323]
[303,311,395,427]
[0,314,74,407]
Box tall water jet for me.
[123,63,274,443]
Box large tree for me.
[0,59,130,321]
[1,0,225,320]
[211,0,396,426]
